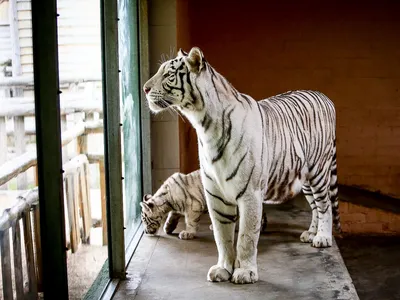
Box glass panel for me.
[0,0,42,298]
[56,0,108,298]
[118,0,143,248]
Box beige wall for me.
[148,0,180,192]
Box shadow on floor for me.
[336,235,400,300]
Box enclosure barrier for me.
[0,188,39,300]
[0,117,106,300]
[63,154,92,253]
[0,69,107,298]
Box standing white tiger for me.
[143,47,341,284]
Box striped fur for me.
[140,171,207,240]
[143,47,341,284]
[141,170,268,240]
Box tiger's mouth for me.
[154,100,172,108]
[144,227,157,235]
[148,99,173,112]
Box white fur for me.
[141,171,206,240]
[143,47,340,284]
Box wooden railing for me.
[0,188,40,300]
[0,128,106,299]
[0,120,103,186]
[0,74,106,299]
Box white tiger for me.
[140,170,268,240]
[143,47,341,284]
[140,170,207,240]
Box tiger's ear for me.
[177,48,188,57]
[186,47,204,74]
[140,201,154,211]
[143,194,152,202]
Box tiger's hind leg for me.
[300,182,318,243]
[309,168,333,248]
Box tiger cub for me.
[140,170,206,240]
[140,170,267,240]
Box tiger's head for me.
[143,47,206,113]
[140,194,163,235]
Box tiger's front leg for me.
[232,191,263,284]
[164,211,181,234]
[205,187,236,282]
[178,212,202,240]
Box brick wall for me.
[177,0,400,199]
[340,203,400,234]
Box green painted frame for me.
[31,0,69,298]
[30,0,150,297]
[139,0,151,197]
[100,0,126,280]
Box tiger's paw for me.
[178,230,195,240]
[312,234,332,248]
[207,265,231,282]
[231,267,258,284]
[300,231,316,243]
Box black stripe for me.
[241,94,253,107]
[200,113,212,132]
[205,189,237,207]
[210,68,222,102]
[158,191,169,197]
[193,215,202,223]
[213,208,238,223]
[236,165,255,200]
[311,171,326,188]
[198,138,203,147]
[226,151,247,181]
[172,177,188,204]
[314,194,328,202]
[197,186,205,199]
[202,169,213,182]
[233,130,245,155]
[212,107,235,163]
[164,201,175,211]
[317,204,330,214]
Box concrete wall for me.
[177,0,400,199]
[148,0,180,192]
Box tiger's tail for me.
[330,141,342,233]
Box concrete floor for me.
[337,236,400,300]
[113,199,359,300]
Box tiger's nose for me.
[143,86,151,94]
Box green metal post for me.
[139,0,152,197]
[31,0,69,298]
[100,0,126,279]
